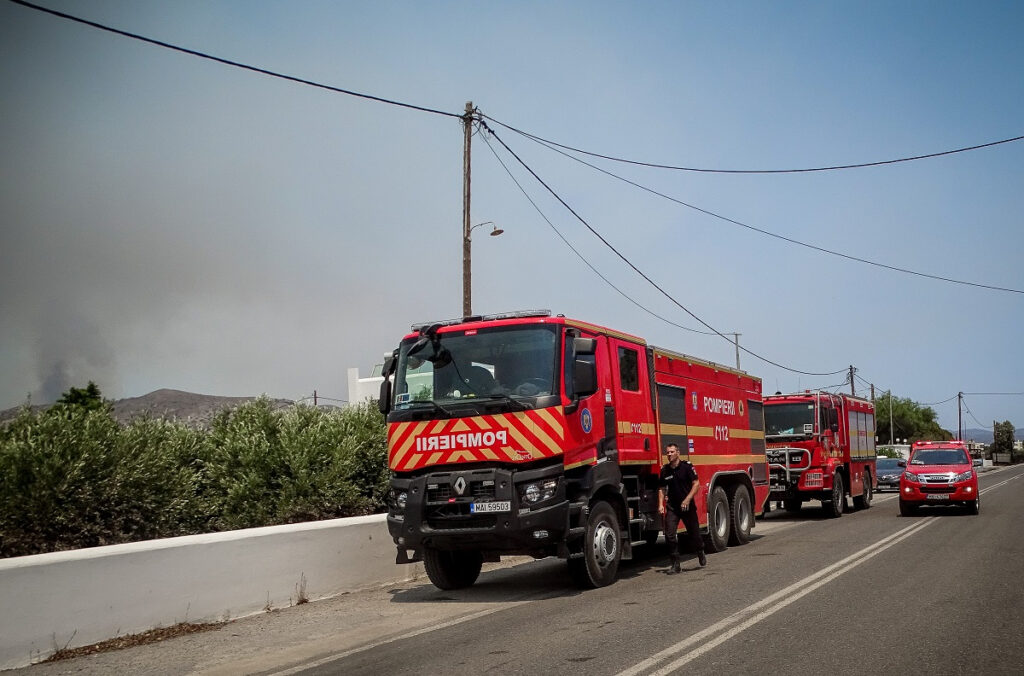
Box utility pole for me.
[730,333,741,370]
[870,383,875,401]
[889,390,894,445]
[849,365,856,396]
[958,391,964,441]
[462,101,474,317]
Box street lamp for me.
[463,221,504,316]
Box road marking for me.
[617,518,936,676]
[620,466,1024,676]
[264,602,532,675]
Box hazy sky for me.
[2,1,1022,433]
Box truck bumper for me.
[387,463,568,559]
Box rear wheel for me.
[423,548,483,590]
[727,485,752,546]
[899,499,917,517]
[853,473,873,510]
[824,474,844,518]
[568,500,622,588]
[705,486,731,553]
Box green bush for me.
[0,396,390,558]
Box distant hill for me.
[960,428,1024,445]
[0,389,295,428]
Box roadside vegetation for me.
[0,384,388,559]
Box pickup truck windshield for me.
[910,449,968,465]
[393,325,559,411]
[764,402,815,438]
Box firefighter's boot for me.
[668,553,681,574]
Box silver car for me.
[875,457,904,491]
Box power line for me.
[479,119,846,378]
[479,129,718,338]
[962,391,1024,396]
[482,114,1024,175]
[8,0,461,120]
[499,124,1024,296]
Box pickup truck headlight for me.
[953,470,974,483]
[521,479,558,504]
[903,471,920,483]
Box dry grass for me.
[42,622,226,663]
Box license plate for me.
[926,494,950,500]
[471,501,510,513]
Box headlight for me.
[953,471,973,483]
[903,471,920,483]
[394,490,408,511]
[521,479,558,504]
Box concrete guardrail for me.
[0,513,420,670]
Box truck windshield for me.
[764,402,815,438]
[392,325,559,412]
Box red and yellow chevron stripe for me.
[388,409,569,471]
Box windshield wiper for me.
[480,393,531,411]
[407,399,455,416]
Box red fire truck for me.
[379,310,770,589]
[763,391,877,517]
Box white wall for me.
[347,366,383,404]
[0,514,421,670]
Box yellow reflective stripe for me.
[730,429,765,440]
[689,454,767,465]
[687,426,714,437]
[660,423,688,436]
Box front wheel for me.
[899,499,917,517]
[727,485,752,546]
[705,486,731,553]
[568,500,622,588]
[824,474,845,518]
[966,495,980,515]
[423,548,483,590]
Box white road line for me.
[621,466,1024,676]
[265,602,530,676]
[616,518,935,676]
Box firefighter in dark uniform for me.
[660,443,707,573]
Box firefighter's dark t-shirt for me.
[660,460,698,508]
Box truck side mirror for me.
[378,379,391,415]
[573,337,597,356]
[573,359,597,398]
[830,423,839,433]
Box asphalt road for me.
[19,466,1024,676]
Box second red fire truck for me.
[763,391,877,517]
[379,311,770,589]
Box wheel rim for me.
[714,502,728,538]
[592,519,618,566]
[833,478,842,504]
[738,498,751,531]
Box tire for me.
[853,473,873,510]
[783,498,802,513]
[705,486,731,553]
[899,499,917,517]
[568,501,622,588]
[824,473,844,518]
[423,548,483,590]
[966,495,980,515]
[727,485,753,546]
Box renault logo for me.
[453,476,467,496]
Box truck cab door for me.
[607,339,656,464]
